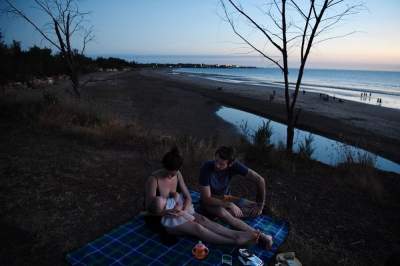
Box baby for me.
[161,192,195,227]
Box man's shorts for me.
[197,194,248,219]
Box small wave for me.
[202,73,400,97]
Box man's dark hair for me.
[162,147,183,171]
[215,146,235,162]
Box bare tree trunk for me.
[53,17,81,97]
[286,115,294,152]
[281,0,295,153]
[70,69,80,97]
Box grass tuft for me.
[298,133,315,160]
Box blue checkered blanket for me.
[66,191,289,265]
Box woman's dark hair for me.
[215,146,235,162]
[162,147,183,171]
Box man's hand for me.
[248,205,263,217]
[226,202,243,217]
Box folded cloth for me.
[161,193,195,228]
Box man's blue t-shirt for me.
[199,160,248,196]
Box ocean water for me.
[173,67,400,109]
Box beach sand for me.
[81,69,239,143]
[142,69,400,163]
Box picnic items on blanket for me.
[275,252,302,266]
[238,248,264,266]
[192,240,209,260]
[222,254,233,265]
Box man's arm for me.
[199,185,228,207]
[200,185,243,217]
[246,169,266,209]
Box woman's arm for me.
[145,176,161,213]
[177,171,192,211]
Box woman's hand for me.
[173,202,183,211]
[164,209,183,217]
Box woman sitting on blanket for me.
[145,147,272,248]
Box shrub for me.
[252,120,273,150]
[238,120,274,163]
[298,133,315,160]
[337,142,376,169]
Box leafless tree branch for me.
[2,0,94,97]
[220,0,284,70]
[313,30,358,45]
[223,0,283,51]
[3,0,61,50]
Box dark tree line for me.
[0,33,135,88]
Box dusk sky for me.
[1,0,399,70]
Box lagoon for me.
[217,106,400,174]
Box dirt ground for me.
[1,69,399,265]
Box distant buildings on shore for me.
[138,63,256,69]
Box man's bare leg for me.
[222,196,263,218]
[234,198,259,218]
[201,204,256,232]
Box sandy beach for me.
[142,69,400,163]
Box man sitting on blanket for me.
[199,146,272,248]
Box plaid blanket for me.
[66,191,289,265]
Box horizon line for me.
[88,53,400,72]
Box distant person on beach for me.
[198,146,272,246]
[145,147,272,248]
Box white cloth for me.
[161,193,195,228]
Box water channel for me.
[216,107,400,174]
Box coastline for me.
[142,68,400,164]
